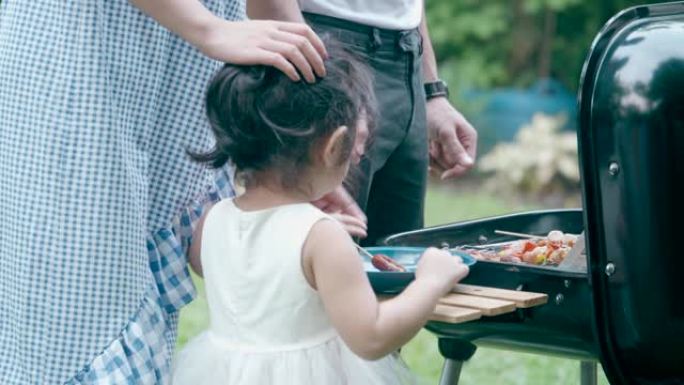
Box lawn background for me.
[177,185,610,384]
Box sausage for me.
[371,253,407,272]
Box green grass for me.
[178,185,609,384]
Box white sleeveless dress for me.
[172,199,417,384]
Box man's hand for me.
[328,212,367,238]
[312,186,367,237]
[351,115,369,165]
[426,97,478,179]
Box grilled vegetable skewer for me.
[456,230,579,267]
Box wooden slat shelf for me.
[430,285,548,324]
[438,293,516,316]
[430,304,482,324]
[452,284,548,308]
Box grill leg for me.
[580,361,597,385]
[436,339,477,385]
[438,359,464,385]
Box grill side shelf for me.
[452,284,548,308]
[431,305,482,323]
[422,285,549,324]
[439,294,516,316]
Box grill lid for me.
[578,2,684,383]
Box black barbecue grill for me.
[383,3,684,384]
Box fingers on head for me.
[260,50,300,81]
[263,41,315,82]
[277,22,328,59]
[272,31,325,79]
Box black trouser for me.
[305,13,428,246]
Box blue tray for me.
[362,247,477,294]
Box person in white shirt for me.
[249,0,478,245]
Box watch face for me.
[425,80,449,99]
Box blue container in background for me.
[462,78,577,155]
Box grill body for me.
[384,2,684,383]
[578,2,684,383]
[383,209,596,359]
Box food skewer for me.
[494,230,543,239]
[354,243,376,260]
[354,244,407,272]
[461,230,579,266]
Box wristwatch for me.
[424,80,449,100]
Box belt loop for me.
[418,32,424,55]
[369,28,382,51]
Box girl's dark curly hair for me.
[191,37,375,187]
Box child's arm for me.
[302,220,469,360]
[187,208,212,277]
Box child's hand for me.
[415,247,469,295]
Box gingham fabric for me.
[0,1,242,384]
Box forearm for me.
[419,8,439,82]
[247,0,304,22]
[129,0,220,47]
[364,280,444,359]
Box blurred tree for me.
[427,0,662,92]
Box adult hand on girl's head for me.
[199,19,328,83]
[129,1,326,82]
[312,186,366,229]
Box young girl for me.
[172,42,470,385]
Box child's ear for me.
[321,125,349,167]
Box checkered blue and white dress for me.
[0,1,244,384]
